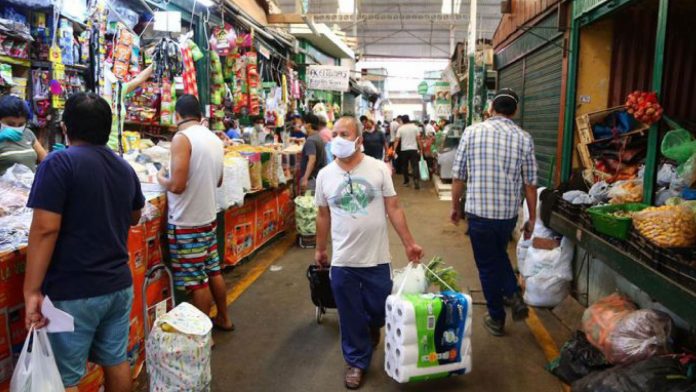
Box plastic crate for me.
[587,203,649,240]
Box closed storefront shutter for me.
[522,40,563,187]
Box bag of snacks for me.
[608,180,643,204]
[633,205,696,247]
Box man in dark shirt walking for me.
[24,92,144,392]
[300,113,327,192]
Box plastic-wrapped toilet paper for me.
[392,354,472,383]
[394,323,419,346]
[384,291,473,384]
[394,300,417,324]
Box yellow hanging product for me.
[282,74,288,103]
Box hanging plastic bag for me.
[418,156,429,181]
[10,327,66,392]
[391,263,428,295]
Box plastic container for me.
[681,187,696,200]
[587,203,649,240]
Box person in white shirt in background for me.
[425,120,437,137]
[157,94,234,333]
[315,116,424,390]
[389,116,402,146]
[394,115,423,189]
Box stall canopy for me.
[288,23,355,60]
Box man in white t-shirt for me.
[394,115,423,189]
[389,116,401,144]
[315,116,424,390]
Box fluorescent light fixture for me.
[338,0,355,14]
[441,0,461,14]
[197,0,216,7]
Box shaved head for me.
[335,116,361,139]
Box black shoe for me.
[403,182,410,187]
[414,182,420,190]
[505,292,529,322]
[484,314,505,337]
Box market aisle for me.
[209,182,563,392]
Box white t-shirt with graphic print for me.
[315,155,397,268]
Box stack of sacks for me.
[517,187,573,307]
[384,292,473,383]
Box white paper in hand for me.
[41,297,74,333]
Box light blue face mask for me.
[0,123,25,143]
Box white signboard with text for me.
[307,65,350,92]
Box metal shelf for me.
[550,212,696,327]
[0,55,31,68]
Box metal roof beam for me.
[307,13,500,23]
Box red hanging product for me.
[180,45,198,98]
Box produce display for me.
[294,192,317,236]
[633,206,696,248]
[625,91,663,125]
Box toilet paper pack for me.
[384,291,473,383]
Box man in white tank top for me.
[157,95,234,332]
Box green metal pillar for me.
[643,0,669,204]
[467,56,474,126]
[560,12,580,182]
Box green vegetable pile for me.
[294,192,318,236]
[425,257,461,292]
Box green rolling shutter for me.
[521,40,563,188]
[497,39,563,187]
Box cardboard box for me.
[532,237,561,250]
[224,201,257,266]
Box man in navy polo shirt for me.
[24,92,144,392]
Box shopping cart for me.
[306,264,336,324]
[142,264,176,337]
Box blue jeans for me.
[48,287,134,386]
[331,264,392,370]
[467,215,520,322]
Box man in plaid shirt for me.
[450,88,538,337]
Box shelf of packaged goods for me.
[124,121,177,130]
[31,60,88,73]
[0,55,31,67]
[550,212,696,327]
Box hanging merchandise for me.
[209,26,236,56]
[58,18,74,66]
[247,51,260,116]
[209,52,226,131]
[180,40,199,98]
[152,37,182,82]
[160,78,175,126]
[112,26,135,80]
[232,53,248,115]
[281,74,288,103]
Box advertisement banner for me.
[433,81,452,118]
[307,65,350,92]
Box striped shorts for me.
[167,222,222,291]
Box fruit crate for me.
[587,203,649,240]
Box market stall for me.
[552,0,696,328]
[0,0,303,389]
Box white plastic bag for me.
[10,327,65,392]
[522,237,574,280]
[516,237,532,275]
[146,303,212,392]
[392,263,428,295]
[523,272,571,307]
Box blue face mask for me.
[0,123,25,142]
